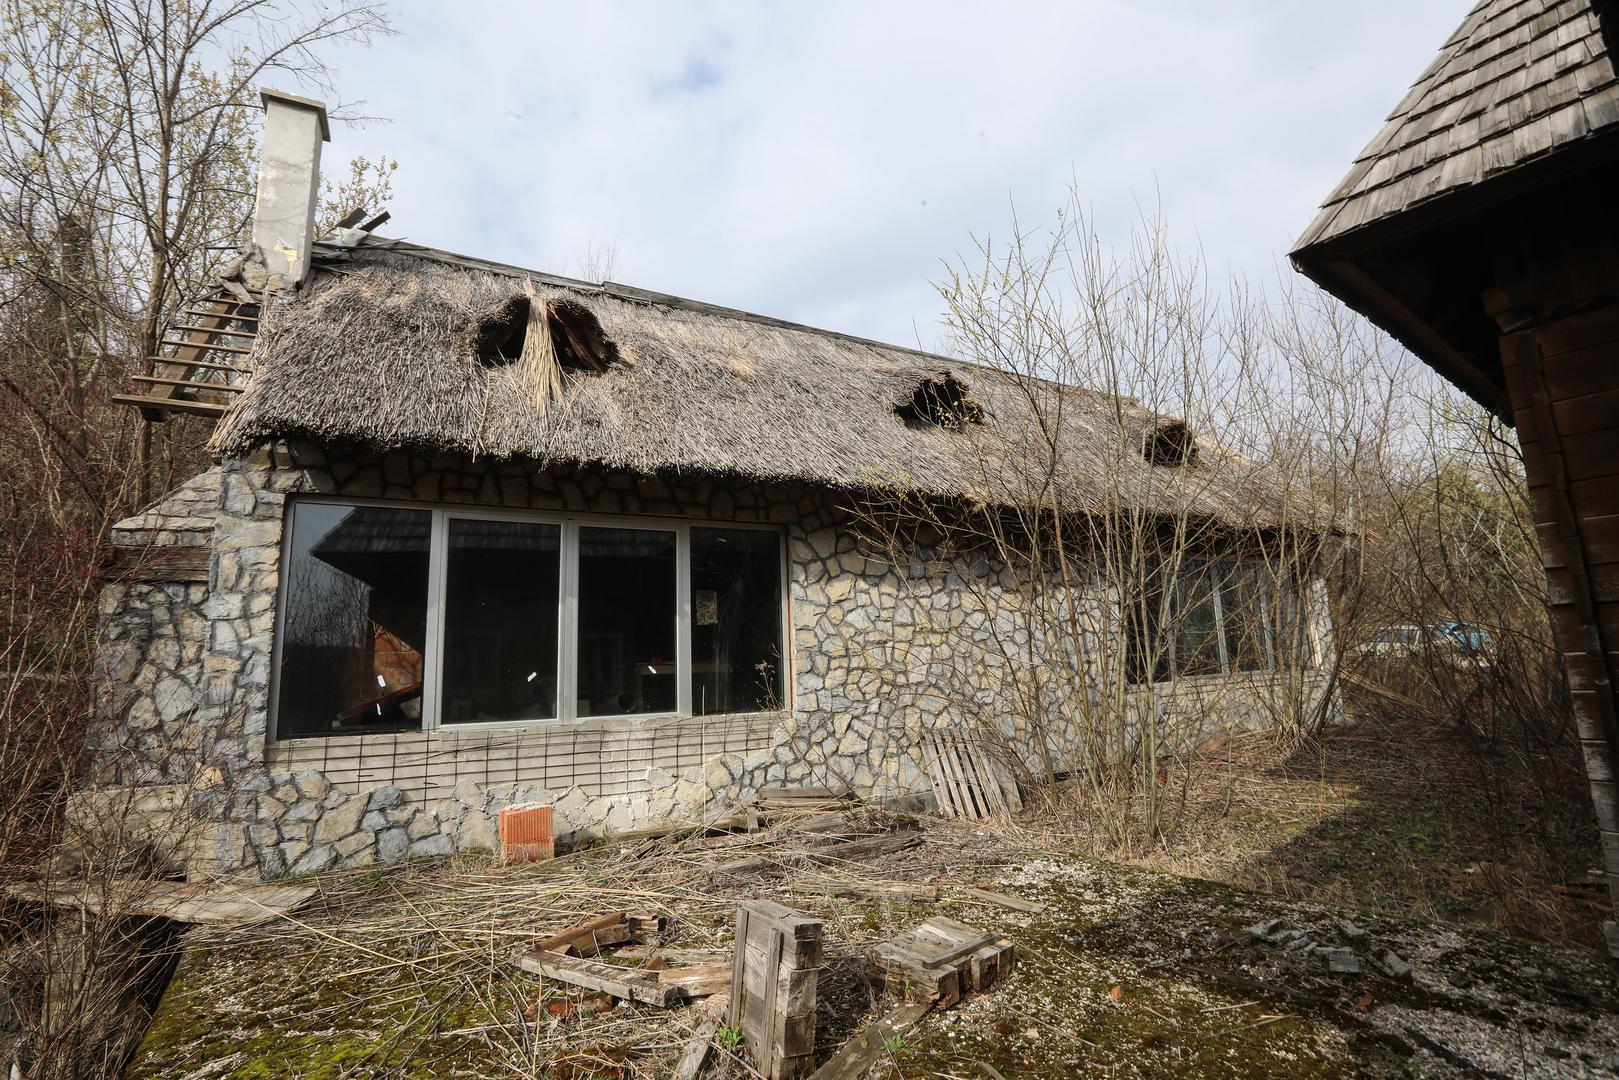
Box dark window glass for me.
[276,503,430,737]
[1174,567,1224,677]
[1221,563,1271,673]
[441,519,560,723]
[1126,558,1169,685]
[691,528,784,714]
[576,527,676,716]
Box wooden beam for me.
[110,394,228,419]
[145,296,243,414]
[805,1003,931,1080]
[103,546,210,584]
[513,949,679,1007]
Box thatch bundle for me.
[211,242,1315,528]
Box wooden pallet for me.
[921,731,1022,820]
[869,916,1014,1007]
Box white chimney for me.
[248,88,330,292]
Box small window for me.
[691,527,784,714]
[576,527,677,717]
[1144,419,1196,467]
[897,372,985,429]
[440,519,560,723]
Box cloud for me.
[317,1,1463,348]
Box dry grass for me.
[125,798,1619,1080]
[1014,705,1605,948]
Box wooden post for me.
[730,900,822,1079]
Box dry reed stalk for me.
[514,280,565,413]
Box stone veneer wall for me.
[90,441,1339,880]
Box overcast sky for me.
[316,2,1463,351]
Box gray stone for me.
[409,834,453,858]
[152,677,197,724]
[360,810,388,833]
[454,812,497,852]
[315,796,366,842]
[1320,948,1361,975]
[367,786,406,812]
[293,771,330,801]
[289,843,336,876]
[377,827,409,862]
[1372,949,1413,981]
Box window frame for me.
[1129,557,1311,685]
[268,495,790,742]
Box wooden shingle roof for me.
[1293,0,1619,252]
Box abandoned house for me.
[92,89,1338,880]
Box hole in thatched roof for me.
[474,294,619,373]
[1144,418,1197,467]
[475,295,531,366]
[547,299,618,373]
[897,372,985,430]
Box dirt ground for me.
[129,762,1618,1079]
[1086,707,1608,950]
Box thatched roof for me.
[211,241,1313,528]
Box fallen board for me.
[536,911,631,957]
[5,879,315,926]
[659,963,732,999]
[513,949,681,1007]
[959,887,1046,914]
[806,1002,932,1080]
[675,996,730,1080]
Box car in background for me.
[1357,622,1495,666]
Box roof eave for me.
[1288,247,1512,421]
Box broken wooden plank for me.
[805,1002,932,1080]
[536,911,630,958]
[715,829,921,877]
[513,949,680,1007]
[959,887,1046,914]
[791,879,939,902]
[659,963,732,1000]
[675,996,729,1080]
[615,945,730,966]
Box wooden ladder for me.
[112,291,260,422]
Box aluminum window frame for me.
[268,494,789,742]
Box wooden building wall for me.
[1498,304,1619,938]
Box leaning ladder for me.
[112,290,261,422]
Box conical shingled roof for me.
[1293,0,1618,254]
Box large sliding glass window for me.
[276,503,432,737]
[441,519,560,724]
[577,527,677,717]
[272,501,786,739]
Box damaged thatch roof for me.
[211,241,1315,527]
